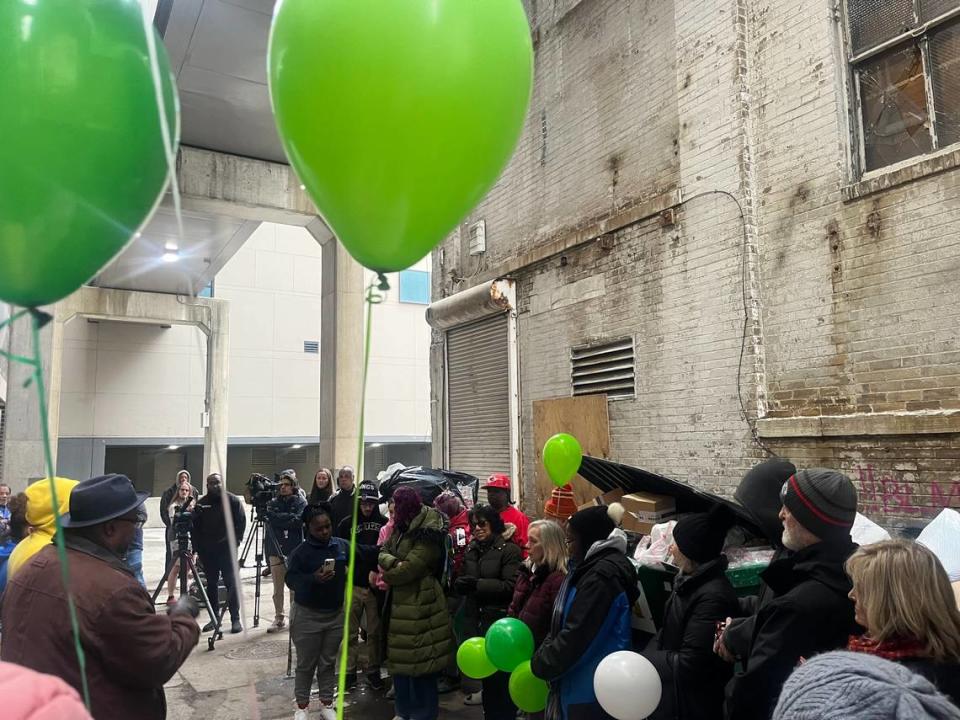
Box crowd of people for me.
[0,459,958,720]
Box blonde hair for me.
[529,519,568,575]
[846,539,960,662]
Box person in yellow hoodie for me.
[6,477,78,581]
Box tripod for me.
[238,503,285,629]
[152,507,223,651]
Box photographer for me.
[265,470,307,633]
[192,473,246,634]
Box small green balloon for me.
[457,637,497,680]
[543,433,584,488]
[485,617,535,673]
[0,0,179,308]
[509,661,549,713]
[268,0,533,272]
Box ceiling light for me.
[162,251,179,263]
[167,445,180,451]
[291,444,302,449]
[368,443,382,448]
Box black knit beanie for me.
[568,505,617,553]
[673,504,736,564]
[781,468,857,541]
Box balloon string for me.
[7,311,92,710]
[140,3,184,245]
[335,276,387,720]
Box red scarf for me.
[848,634,928,660]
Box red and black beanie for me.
[780,468,858,541]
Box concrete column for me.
[1,311,57,490]
[308,220,365,470]
[203,301,230,479]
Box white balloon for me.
[593,651,663,720]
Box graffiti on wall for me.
[855,464,960,518]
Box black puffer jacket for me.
[460,535,523,636]
[725,539,859,720]
[265,493,307,558]
[645,558,740,720]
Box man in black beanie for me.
[720,468,860,720]
[644,504,740,720]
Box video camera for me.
[172,497,195,539]
[246,473,281,514]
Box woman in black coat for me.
[456,504,523,720]
[644,505,740,720]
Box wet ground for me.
[144,529,483,720]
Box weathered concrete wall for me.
[432,0,960,526]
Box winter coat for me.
[7,478,77,581]
[508,564,566,647]
[448,508,472,578]
[329,487,357,531]
[531,530,639,720]
[500,505,531,558]
[644,558,740,720]
[900,657,960,708]
[460,534,523,636]
[285,535,349,612]
[1,537,199,720]
[308,483,333,505]
[724,538,859,720]
[159,481,199,530]
[191,492,246,557]
[722,547,788,659]
[379,506,452,677]
[0,661,93,720]
[265,493,307,558]
[371,519,395,591]
[337,511,387,587]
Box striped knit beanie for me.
[774,651,960,720]
[544,484,578,523]
[780,468,857,541]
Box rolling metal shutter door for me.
[446,313,511,483]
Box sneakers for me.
[267,616,286,634]
[202,620,216,633]
[262,567,272,578]
[464,691,483,705]
[367,670,385,691]
[230,619,243,634]
[318,704,337,720]
[293,709,308,720]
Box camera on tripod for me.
[246,473,280,514]
[173,498,195,538]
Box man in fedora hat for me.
[1,474,201,720]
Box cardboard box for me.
[621,510,676,535]
[620,491,676,518]
[577,488,624,512]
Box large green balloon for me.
[268,0,533,272]
[543,433,584,488]
[457,637,497,680]
[0,0,178,308]
[485,617,535,673]
[509,661,549,713]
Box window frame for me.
[398,269,431,305]
[842,0,960,178]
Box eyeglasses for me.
[470,520,489,528]
[115,516,144,529]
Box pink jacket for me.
[370,518,395,590]
[0,661,92,720]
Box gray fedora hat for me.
[62,474,149,528]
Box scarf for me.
[848,634,928,661]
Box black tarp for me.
[378,466,480,507]
[577,455,761,537]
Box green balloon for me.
[485,617,535,673]
[0,0,179,308]
[509,661,549,713]
[268,0,533,272]
[543,433,584,487]
[457,637,497,680]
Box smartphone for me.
[322,558,336,574]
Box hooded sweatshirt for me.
[7,478,78,581]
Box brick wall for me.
[432,0,960,527]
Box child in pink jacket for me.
[1,661,92,720]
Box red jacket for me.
[448,509,472,578]
[500,505,530,559]
[508,564,566,645]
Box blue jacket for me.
[285,535,349,612]
[531,531,639,720]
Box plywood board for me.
[532,395,611,511]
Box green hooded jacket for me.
[379,505,452,676]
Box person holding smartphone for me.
[285,503,349,720]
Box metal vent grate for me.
[251,447,276,471]
[571,338,636,398]
[283,448,307,464]
[468,221,486,256]
[303,340,319,354]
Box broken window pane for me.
[920,0,960,22]
[858,43,933,170]
[848,0,916,54]
[930,21,960,147]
